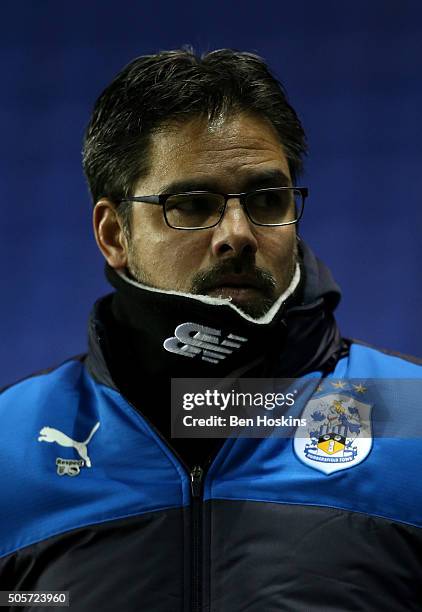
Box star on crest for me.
[331,381,347,389]
[353,383,367,393]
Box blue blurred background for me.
[1,0,421,386]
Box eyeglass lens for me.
[164,189,302,229]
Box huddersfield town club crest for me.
[294,382,373,475]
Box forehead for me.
[136,112,291,193]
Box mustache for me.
[190,255,277,298]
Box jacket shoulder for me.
[0,355,87,401]
[345,338,422,376]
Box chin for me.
[228,297,275,319]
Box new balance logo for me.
[163,322,248,363]
[38,422,100,469]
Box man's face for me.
[123,112,298,318]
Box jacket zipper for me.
[191,465,204,612]
[96,328,224,610]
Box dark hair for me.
[82,47,307,233]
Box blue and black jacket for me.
[1,246,422,612]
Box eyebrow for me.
[158,169,291,195]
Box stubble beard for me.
[126,241,298,320]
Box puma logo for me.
[38,422,100,468]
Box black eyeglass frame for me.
[118,186,308,230]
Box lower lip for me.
[207,286,261,303]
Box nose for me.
[210,197,258,259]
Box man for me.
[1,49,421,611]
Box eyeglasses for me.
[119,186,308,230]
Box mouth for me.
[204,275,264,303]
[207,286,261,303]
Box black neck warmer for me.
[90,240,344,468]
[104,240,342,379]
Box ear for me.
[93,199,128,269]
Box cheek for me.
[130,209,211,281]
[255,227,296,264]
[172,232,217,275]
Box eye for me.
[245,188,296,225]
[166,194,221,213]
[164,193,225,229]
[250,190,289,209]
